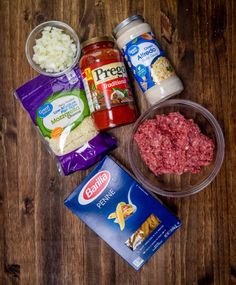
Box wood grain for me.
[0,0,235,284]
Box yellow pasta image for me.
[140,220,150,238]
[149,214,160,230]
[107,212,116,219]
[151,56,175,84]
[125,214,160,250]
[107,201,135,231]
[116,203,125,230]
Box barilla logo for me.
[78,171,111,205]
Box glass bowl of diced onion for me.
[25,20,80,77]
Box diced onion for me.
[32,26,77,73]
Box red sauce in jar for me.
[80,36,137,130]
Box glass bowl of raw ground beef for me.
[128,99,225,197]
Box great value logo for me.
[78,171,111,205]
[128,45,139,56]
[38,103,53,118]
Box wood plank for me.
[0,0,235,284]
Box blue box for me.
[64,156,181,270]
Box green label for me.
[36,89,90,138]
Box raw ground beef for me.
[134,112,215,175]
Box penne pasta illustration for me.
[108,202,135,231]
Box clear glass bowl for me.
[128,99,225,197]
[25,21,80,77]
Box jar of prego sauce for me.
[113,15,184,105]
[80,36,137,130]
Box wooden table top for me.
[0,0,235,284]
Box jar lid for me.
[81,36,114,49]
[113,15,144,37]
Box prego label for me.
[92,62,127,85]
[81,60,134,112]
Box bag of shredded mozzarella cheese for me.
[14,67,117,175]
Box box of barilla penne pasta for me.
[64,156,181,270]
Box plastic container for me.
[113,15,184,105]
[128,99,225,197]
[80,36,137,130]
[25,20,80,77]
